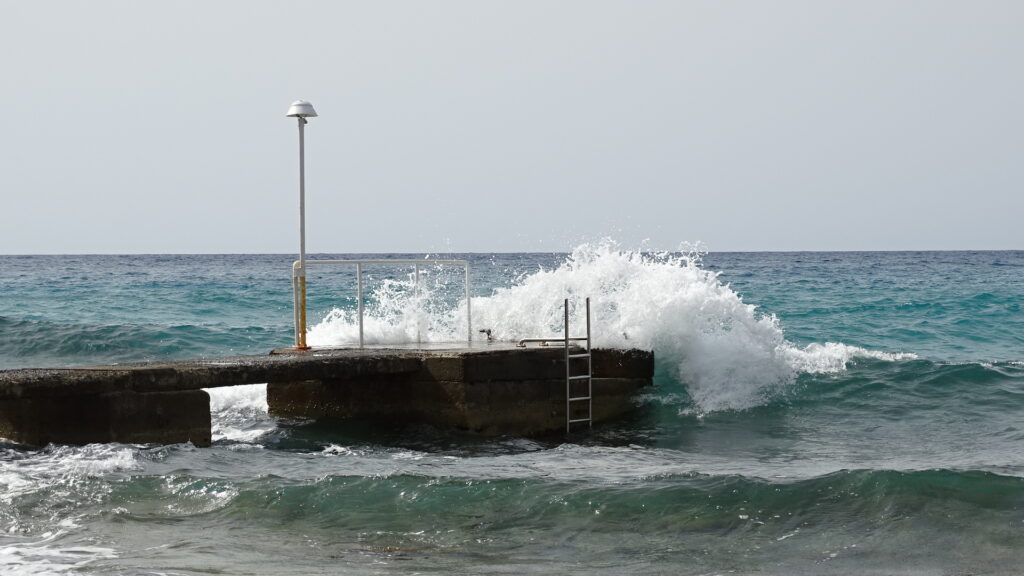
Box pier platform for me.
[0,344,653,447]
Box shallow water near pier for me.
[2,248,1024,574]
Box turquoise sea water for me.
[1,249,1023,575]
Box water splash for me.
[207,384,272,443]
[308,242,914,412]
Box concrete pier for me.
[0,344,653,447]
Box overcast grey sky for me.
[1,1,1021,254]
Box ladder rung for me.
[568,418,592,424]
[568,396,591,401]
[568,353,591,359]
[568,375,590,380]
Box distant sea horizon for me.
[3,247,1022,256]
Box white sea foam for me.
[784,342,917,374]
[206,384,272,443]
[0,445,140,505]
[0,533,117,575]
[308,242,913,413]
[0,445,130,575]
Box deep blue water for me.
[1,250,1023,575]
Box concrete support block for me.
[0,390,211,447]
[267,378,467,426]
[590,378,647,421]
[267,375,650,437]
[463,349,566,381]
[459,378,563,434]
[592,348,655,378]
[419,356,464,381]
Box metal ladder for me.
[565,297,592,432]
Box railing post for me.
[291,263,301,347]
[414,264,421,344]
[298,272,309,349]
[465,262,472,344]
[292,261,309,349]
[356,262,364,348]
[586,297,591,350]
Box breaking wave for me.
[308,242,915,412]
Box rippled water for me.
[1,248,1023,574]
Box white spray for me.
[307,242,912,413]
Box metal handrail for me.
[292,259,471,348]
[516,337,588,347]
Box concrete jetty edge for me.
[0,345,654,446]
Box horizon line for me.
[1,248,1022,257]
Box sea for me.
[1,244,1023,575]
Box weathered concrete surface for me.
[0,349,425,446]
[0,351,423,398]
[0,390,211,447]
[0,344,654,445]
[267,347,654,435]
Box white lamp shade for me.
[286,100,318,118]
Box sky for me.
[1,1,1021,254]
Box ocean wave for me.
[0,317,281,369]
[113,467,1024,534]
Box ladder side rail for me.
[563,296,594,432]
[565,297,571,434]
[586,297,592,429]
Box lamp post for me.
[287,99,318,349]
